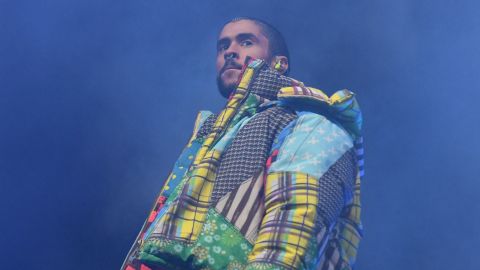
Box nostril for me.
[224,52,237,60]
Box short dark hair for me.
[225,17,290,75]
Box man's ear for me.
[270,56,289,75]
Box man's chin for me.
[217,80,237,99]
[215,66,246,97]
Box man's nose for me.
[224,52,237,60]
[224,45,239,61]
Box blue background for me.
[1,0,479,269]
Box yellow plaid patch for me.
[249,172,319,269]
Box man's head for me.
[216,17,290,98]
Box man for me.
[122,17,364,270]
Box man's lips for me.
[221,68,241,78]
[222,68,241,75]
[221,61,243,75]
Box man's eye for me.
[217,43,229,52]
[240,40,253,46]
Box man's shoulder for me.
[265,85,362,178]
[277,85,363,142]
[268,110,355,178]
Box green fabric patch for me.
[244,262,288,270]
[139,208,253,270]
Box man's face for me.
[216,20,272,98]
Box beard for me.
[216,65,243,98]
[216,74,238,99]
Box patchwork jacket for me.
[122,59,364,270]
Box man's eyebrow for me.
[217,33,259,46]
[217,37,230,46]
[235,33,259,42]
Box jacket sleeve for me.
[245,112,357,270]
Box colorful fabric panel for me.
[278,86,362,140]
[122,58,364,270]
[248,171,320,269]
[144,59,271,245]
[212,106,297,203]
[139,208,254,270]
[269,112,353,179]
[151,116,251,241]
[214,171,265,244]
[315,149,360,270]
[247,113,357,270]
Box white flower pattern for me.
[269,113,354,178]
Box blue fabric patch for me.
[268,112,353,179]
[162,111,213,197]
[162,139,202,197]
[270,118,297,154]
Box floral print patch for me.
[139,208,253,270]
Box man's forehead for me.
[218,20,265,39]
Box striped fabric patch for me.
[214,170,265,244]
[278,86,330,103]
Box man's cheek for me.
[216,58,224,72]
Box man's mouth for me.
[221,61,242,75]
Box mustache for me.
[220,60,243,74]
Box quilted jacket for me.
[122,59,364,270]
